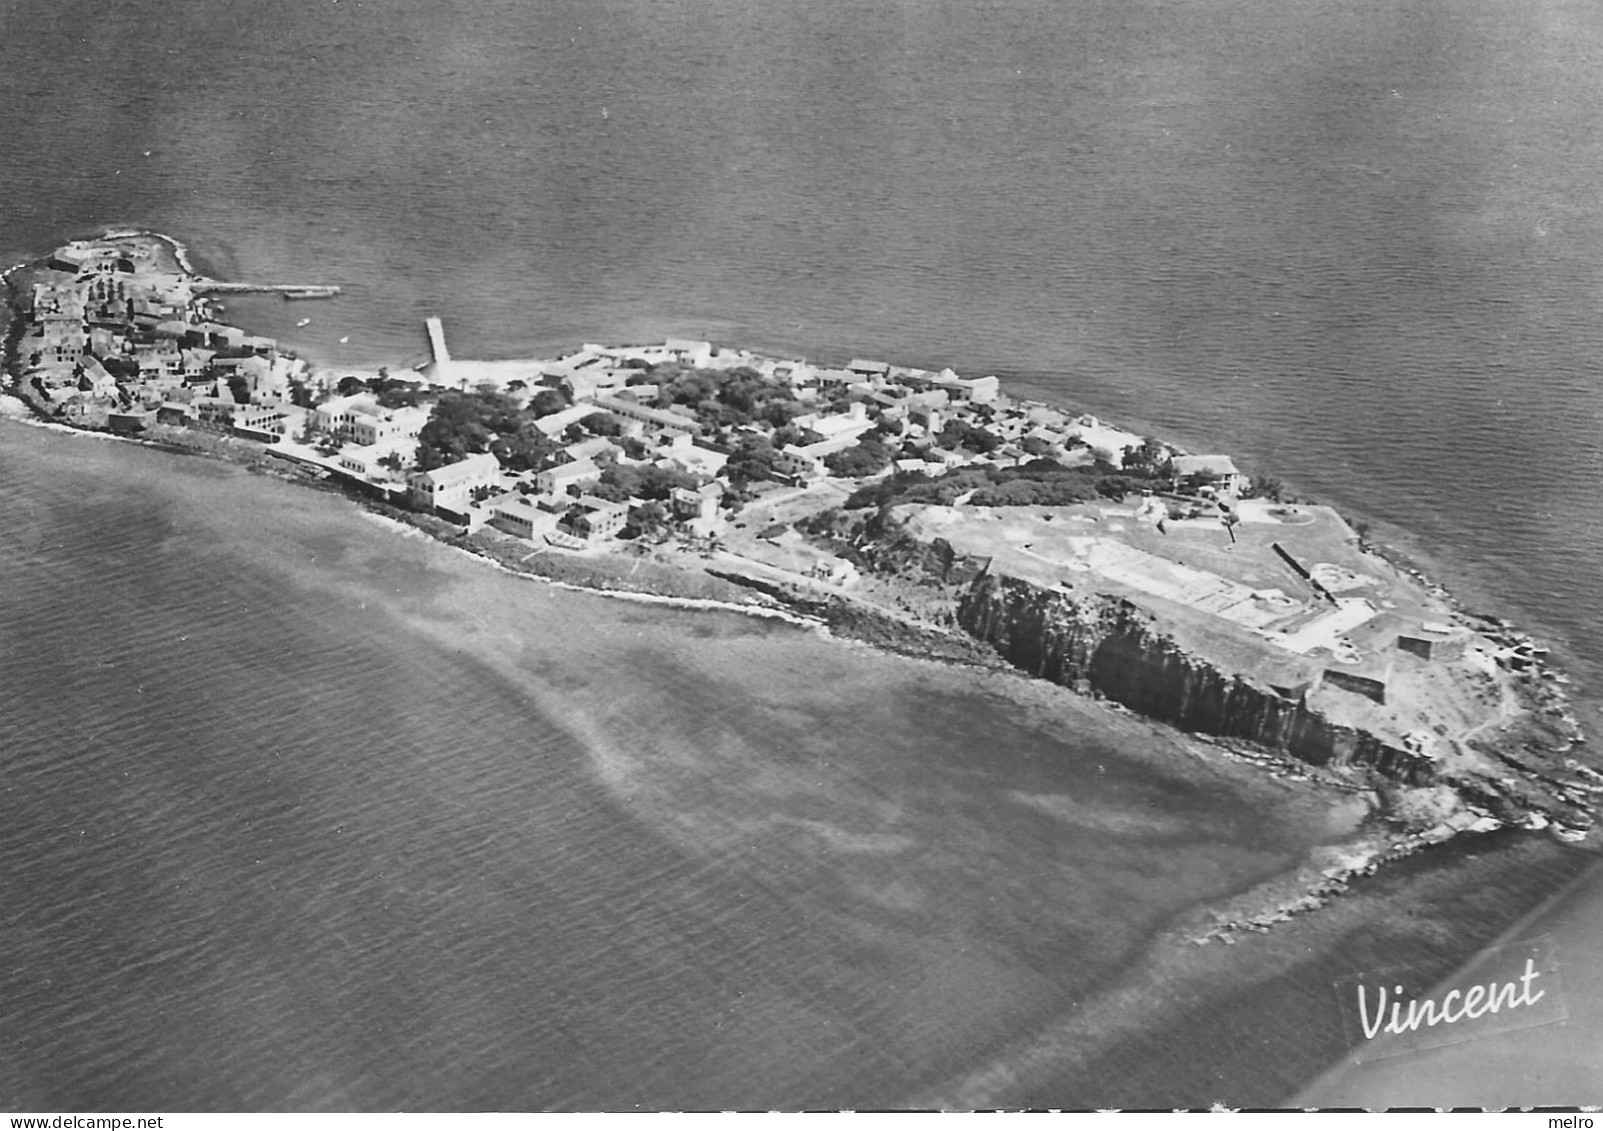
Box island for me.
[4,230,1597,939]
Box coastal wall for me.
[957,572,1437,785]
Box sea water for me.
[2,0,1602,1108]
[0,422,1347,1109]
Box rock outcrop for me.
[959,573,1431,785]
[957,570,1595,829]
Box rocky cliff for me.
[958,571,1597,827]
[959,573,1435,785]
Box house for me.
[134,341,183,380]
[88,326,124,357]
[77,360,120,400]
[559,495,629,542]
[906,403,943,434]
[659,442,728,478]
[232,403,300,443]
[230,354,288,401]
[559,436,619,465]
[663,338,713,368]
[180,348,216,380]
[190,395,240,432]
[531,403,606,438]
[847,358,891,383]
[794,403,875,443]
[195,322,247,351]
[407,452,502,516]
[490,494,562,541]
[773,444,827,485]
[1171,455,1246,497]
[313,396,427,446]
[614,383,659,404]
[671,482,725,536]
[813,367,855,391]
[928,369,1000,404]
[535,458,602,496]
[350,404,427,446]
[156,402,192,427]
[107,409,152,435]
[588,394,703,435]
[561,366,630,402]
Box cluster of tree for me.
[722,434,780,487]
[823,436,894,477]
[564,414,622,442]
[844,468,994,510]
[493,429,561,473]
[1245,474,1284,502]
[843,458,1162,510]
[1121,437,1170,475]
[414,389,525,470]
[588,463,701,503]
[527,388,569,418]
[968,477,1100,507]
[651,364,801,429]
[99,355,140,380]
[331,369,431,409]
[936,418,1002,454]
[620,499,671,542]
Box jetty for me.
[424,315,455,386]
[193,281,341,299]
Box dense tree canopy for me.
[100,355,140,380]
[649,364,800,429]
[844,458,1161,510]
[590,463,701,503]
[936,419,1002,454]
[823,437,894,477]
[723,434,780,487]
[372,375,427,409]
[528,388,568,418]
[415,390,523,470]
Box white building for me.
[491,494,563,541]
[773,444,827,485]
[1171,454,1246,497]
[663,338,714,368]
[315,396,429,447]
[407,452,502,515]
[536,458,602,496]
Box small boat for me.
[339,335,349,343]
[296,317,311,328]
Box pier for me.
[425,315,454,385]
[193,281,341,299]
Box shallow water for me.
[0,421,1355,1109]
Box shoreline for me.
[4,230,1598,928]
